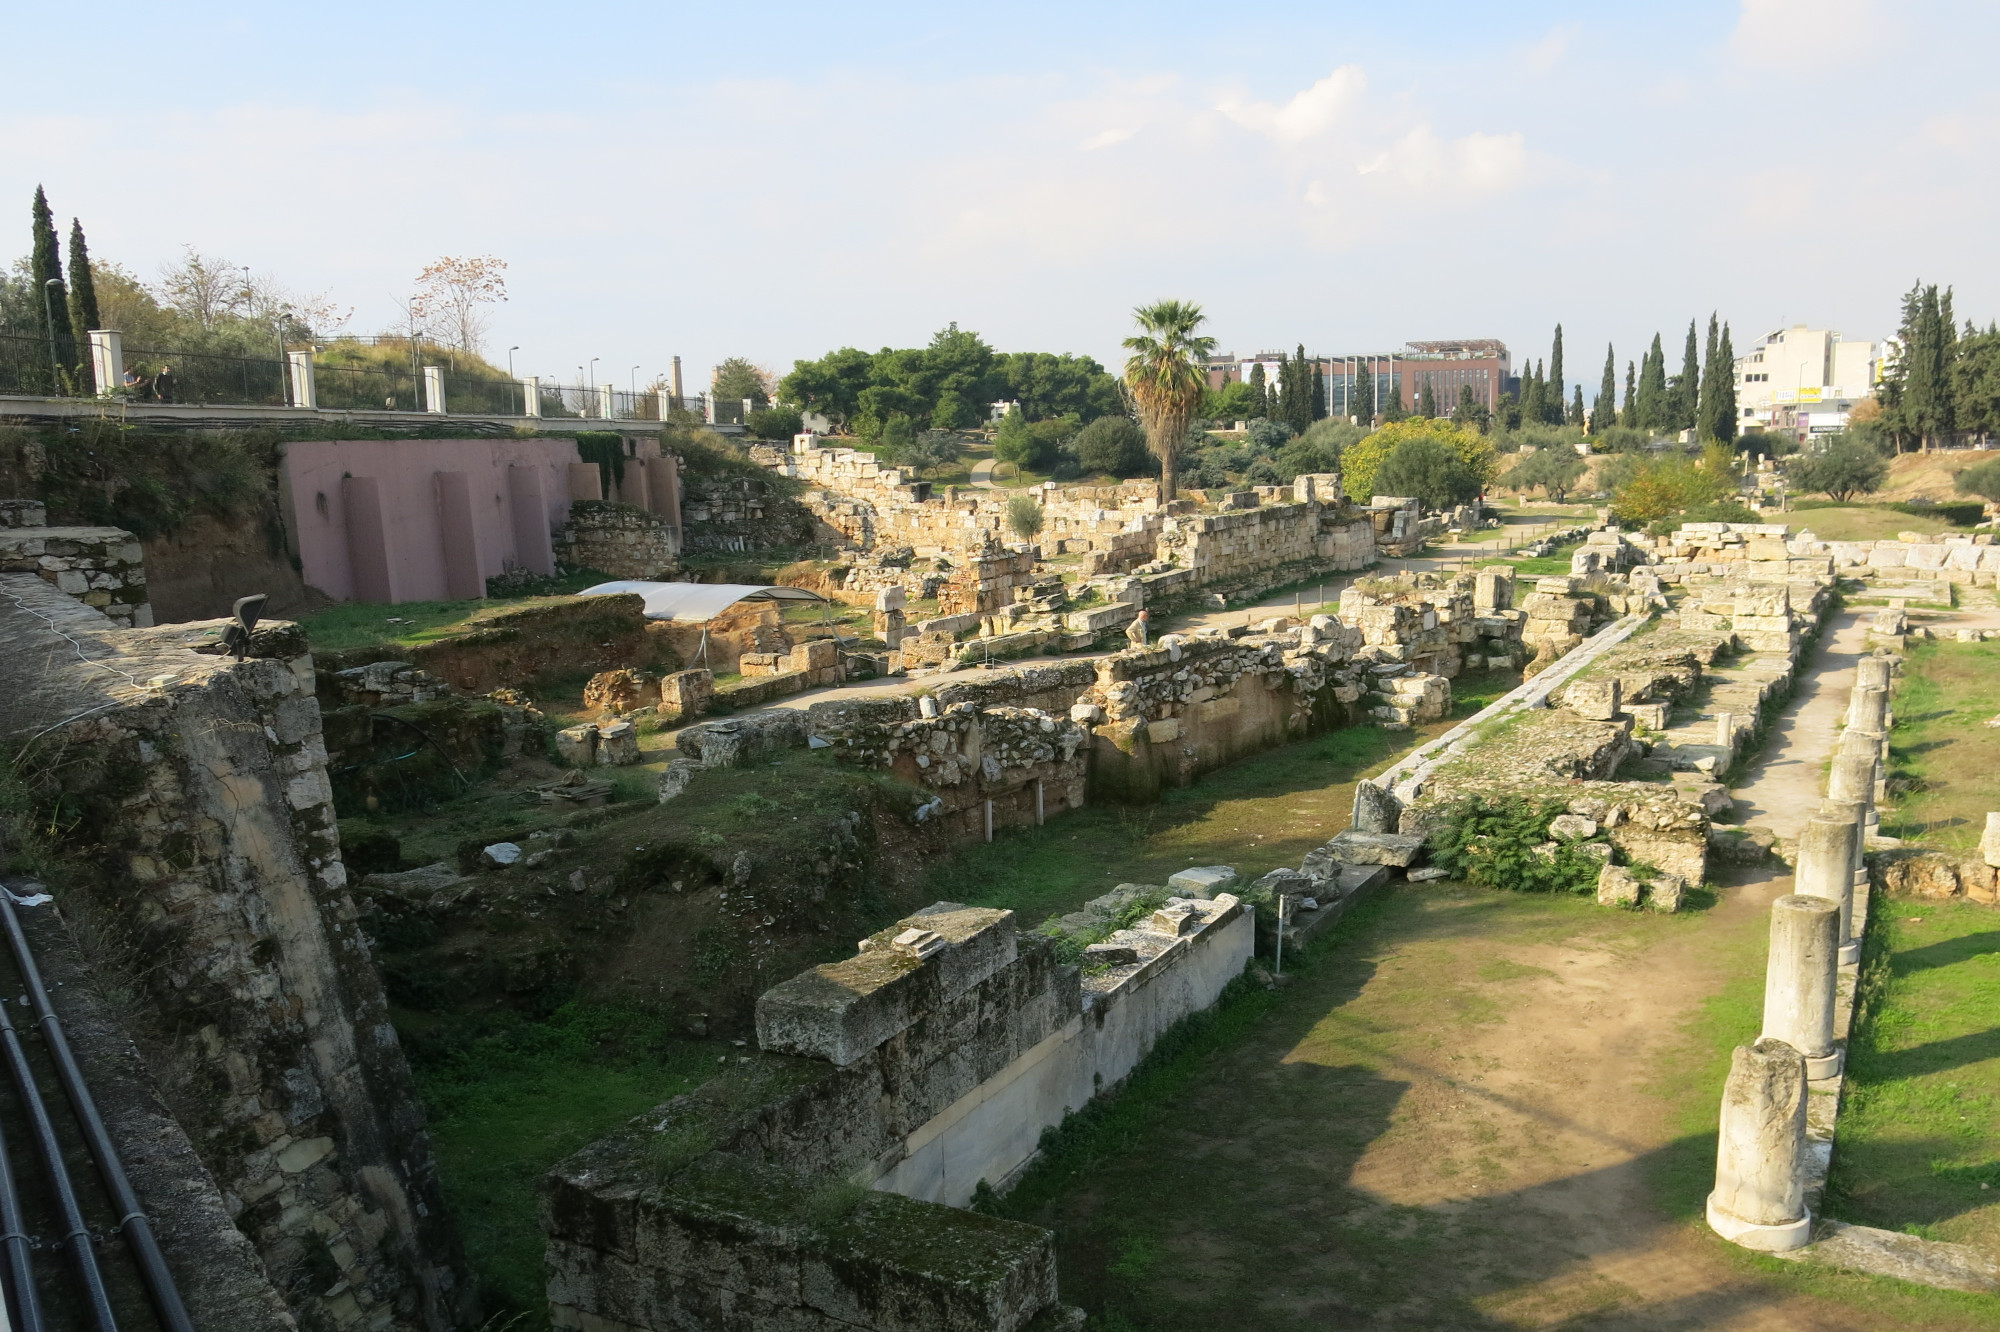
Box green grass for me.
[406,1002,724,1328]
[1787,504,1964,543]
[1830,900,2000,1252]
[929,674,1518,930]
[1882,639,2000,855]
[296,582,605,654]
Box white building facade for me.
[1734,326,1880,441]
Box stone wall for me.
[542,891,1252,1331]
[678,470,821,554]
[0,574,471,1330]
[0,502,154,627]
[552,500,681,578]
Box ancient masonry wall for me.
[543,894,1251,1331]
[0,575,471,1331]
[552,500,681,579]
[0,500,154,627]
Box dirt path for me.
[1012,613,1997,1329]
[1732,609,1867,839]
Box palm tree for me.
[1122,300,1216,502]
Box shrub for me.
[1371,437,1482,509]
[993,409,1053,471]
[1072,415,1147,476]
[1341,419,1497,501]
[1954,456,2000,505]
[1004,493,1044,539]
[1504,447,1587,503]
[1609,445,1737,527]
[1427,796,1607,895]
[746,406,802,441]
[1895,498,1985,525]
[1787,434,1889,502]
[902,430,962,476]
[1244,418,1294,450]
[876,413,916,463]
[1589,424,1651,454]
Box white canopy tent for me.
[576,580,826,622]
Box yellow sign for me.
[1796,386,1822,402]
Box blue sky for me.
[6,0,1994,391]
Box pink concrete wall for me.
[285,437,585,604]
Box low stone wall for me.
[542,893,1251,1331]
[552,499,680,578]
[0,511,154,627]
[1868,848,2000,905]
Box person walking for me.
[1124,608,1150,649]
[153,364,177,403]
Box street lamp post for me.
[508,346,519,378]
[588,357,599,417]
[41,279,62,393]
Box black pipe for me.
[0,1080,44,1332]
[0,991,116,1332]
[0,895,193,1332]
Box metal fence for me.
[0,333,61,396]
[315,360,421,412]
[123,345,286,407]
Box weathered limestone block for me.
[1985,813,2000,870]
[1708,1038,1811,1251]
[659,668,714,721]
[755,907,1019,1066]
[595,719,641,765]
[1324,830,1425,867]
[1351,779,1402,834]
[1548,813,1598,841]
[582,667,656,715]
[554,723,598,768]
[1564,678,1622,721]
[1596,864,1642,907]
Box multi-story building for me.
[1734,326,1880,440]
[1204,340,1511,420]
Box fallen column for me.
[1761,895,1842,1079]
[1707,1038,1812,1251]
[1796,814,1861,965]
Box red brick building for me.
[1205,340,1511,421]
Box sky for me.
[5,0,1996,393]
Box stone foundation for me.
[0,504,153,627]
[552,499,680,578]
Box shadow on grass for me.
[1890,930,2000,976]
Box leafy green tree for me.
[712,356,770,408]
[1341,419,1496,500]
[877,412,917,462]
[993,408,1053,471]
[1417,379,1438,419]
[746,406,802,440]
[1504,446,1587,503]
[904,429,963,477]
[1004,493,1045,539]
[1372,436,1482,509]
[1609,444,1737,527]
[1788,435,1889,501]
[1122,300,1215,501]
[1383,379,1407,422]
[997,350,1119,421]
[1072,415,1147,475]
[29,186,76,388]
[1951,323,2000,439]
[1592,344,1616,433]
[1204,379,1258,421]
[1279,418,1363,479]
[1452,384,1488,430]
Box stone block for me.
[1626,701,1670,730]
[595,720,641,766]
[1166,865,1238,898]
[1645,873,1687,913]
[1350,779,1402,834]
[755,905,1017,1065]
[1564,679,1622,721]
[1597,864,1642,907]
[555,723,598,768]
[1324,830,1424,867]
[1984,812,2000,870]
[1549,814,1598,840]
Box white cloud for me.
[1524,25,1577,74]
[1077,126,1134,151]
[1216,66,1368,143]
[1731,0,1885,66]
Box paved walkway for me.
[1732,610,1867,838]
[968,458,997,488]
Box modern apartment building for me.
[1734,326,1881,439]
[1204,340,1511,420]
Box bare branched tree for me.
[155,245,248,328]
[411,256,508,354]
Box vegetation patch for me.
[1881,639,2000,856]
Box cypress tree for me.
[1417,379,1437,418]
[1546,324,1565,426]
[1455,384,1478,424]
[1715,322,1738,445]
[66,219,101,392]
[1697,312,1720,441]
[1352,361,1375,423]
[1569,385,1585,427]
[1622,360,1638,427]
[1636,334,1667,430]
[1286,344,1314,433]
[1592,343,1616,433]
[1670,319,1700,433]
[1248,362,1268,417]
[1384,379,1406,421]
[66,218,100,336]
[29,186,77,389]
[1311,362,1326,421]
